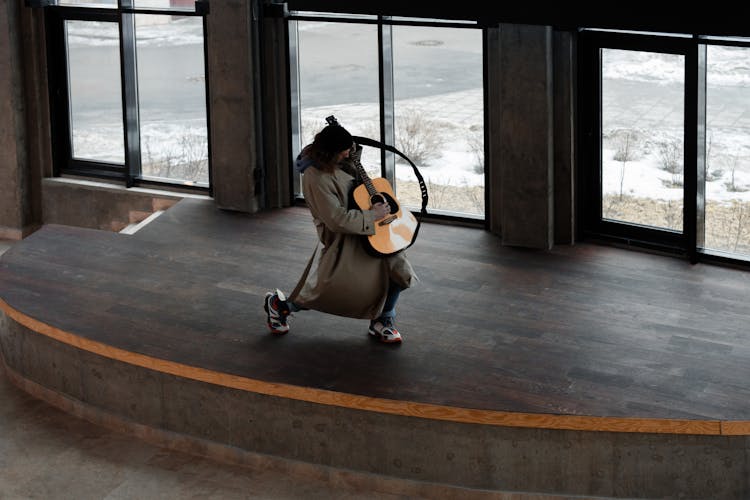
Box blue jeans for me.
[377,283,402,321]
[287,283,402,320]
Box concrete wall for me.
[2,316,748,499]
[205,0,261,213]
[497,24,555,250]
[486,24,575,249]
[0,0,36,239]
[41,178,194,232]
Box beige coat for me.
[289,165,415,319]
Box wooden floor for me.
[3,198,750,433]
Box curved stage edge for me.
[0,297,742,436]
[2,300,749,499]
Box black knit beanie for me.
[316,124,353,154]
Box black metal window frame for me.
[579,29,750,267]
[284,9,488,226]
[43,1,212,194]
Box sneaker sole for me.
[268,323,289,335]
[368,328,402,344]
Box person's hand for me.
[371,201,390,220]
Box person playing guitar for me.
[263,117,416,344]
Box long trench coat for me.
[288,164,416,320]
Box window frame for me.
[579,29,750,267]
[44,2,212,194]
[578,30,697,258]
[286,10,487,225]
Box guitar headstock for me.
[324,115,367,181]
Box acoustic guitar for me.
[350,150,419,257]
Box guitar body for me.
[352,177,418,256]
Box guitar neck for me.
[353,157,378,198]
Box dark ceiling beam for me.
[283,1,750,38]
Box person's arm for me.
[303,170,383,235]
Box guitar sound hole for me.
[370,193,399,214]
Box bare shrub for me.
[605,129,642,199]
[705,130,725,182]
[465,124,484,175]
[722,154,749,193]
[657,138,683,188]
[394,108,444,166]
[179,133,209,182]
[730,200,749,252]
[706,199,750,254]
[427,178,451,209]
[300,117,321,148]
[142,132,208,183]
[661,198,681,230]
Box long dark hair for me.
[308,124,353,173]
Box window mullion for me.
[288,19,302,196]
[684,41,700,263]
[694,43,707,258]
[378,19,395,182]
[118,0,141,187]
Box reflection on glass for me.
[392,26,484,217]
[66,21,124,163]
[134,0,195,10]
[296,21,380,182]
[704,45,750,257]
[601,49,684,231]
[58,0,116,7]
[136,15,208,185]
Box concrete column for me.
[0,0,35,239]
[205,0,260,213]
[495,24,554,249]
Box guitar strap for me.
[351,135,429,217]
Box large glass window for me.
[49,4,209,190]
[600,49,685,232]
[66,20,124,163]
[295,21,381,179]
[291,14,484,220]
[584,31,750,265]
[392,26,484,217]
[704,45,750,257]
[135,14,208,185]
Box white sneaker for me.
[264,289,291,335]
[368,318,402,344]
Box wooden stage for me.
[2,197,750,497]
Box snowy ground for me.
[65,20,750,209]
[602,47,750,205]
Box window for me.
[46,2,210,190]
[289,13,485,220]
[703,44,750,258]
[66,20,125,164]
[392,25,484,217]
[600,48,685,232]
[581,30,750,265]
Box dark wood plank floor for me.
[3,198,750,422]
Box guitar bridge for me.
[378,215,398,226]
